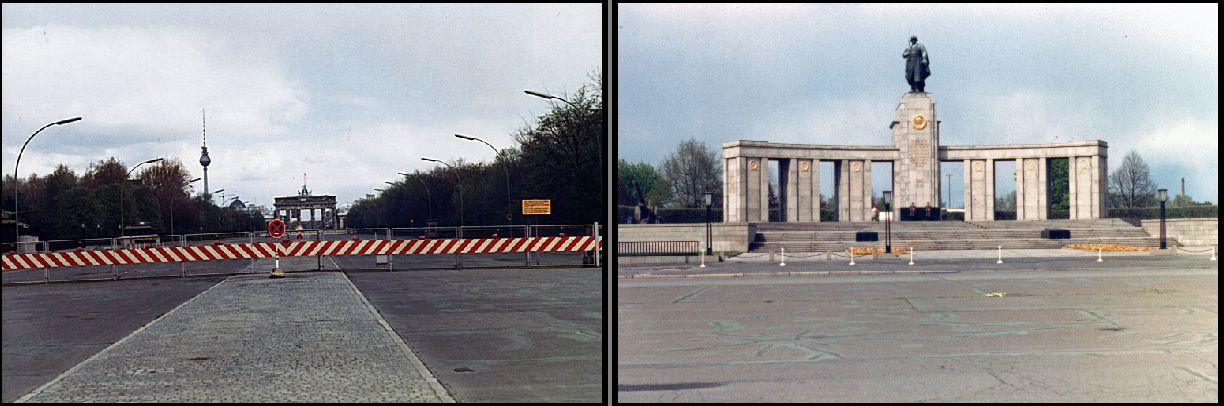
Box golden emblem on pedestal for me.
[911,114,927,130]
[851,162,861,172]
[800,161,810,172]
[973,161,984,172]
[749,160,759,171]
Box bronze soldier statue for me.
[903,35,930,92]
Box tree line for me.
[3,157,261,243]
[346,74,604,229]
[617,137,723,223]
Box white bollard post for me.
[997,245,1003,264]
[1097,245,1103,262]
[700,249,706,268]
[849,247,855,266]
[909,247,914,266]
[1211,245,1216,261]
[779,247,786,267]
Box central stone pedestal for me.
[891,92,940,217]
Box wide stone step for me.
[749,237,1175,252]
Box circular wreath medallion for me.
[912,115,927,130]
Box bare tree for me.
[661,138,722,208]
[1109,151,1155,208]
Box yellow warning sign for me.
[522,199,551,215]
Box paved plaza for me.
[15,272,452,402]
[618,255,1218,402]
[3,260,602,402]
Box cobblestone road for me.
[18,272,453,402]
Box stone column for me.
[836,160,849,221]
[743,157,769,222]
[783,159,796,222]
[759,158,770,222]
[795,159,819,222]
[844,159,871,222]
[964,159,988,221]
[985,159,995,220]
[745,157,762,222]
[1069,156,1080,219]
[1017,158,1042,220]
[1097,154,1107,218]
[963,160,973,220]
[725,157,743,222]
[1038,157,1048,220]
[863,159,873,221]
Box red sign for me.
[268,219,286,238]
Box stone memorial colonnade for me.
[723,93,1108,223]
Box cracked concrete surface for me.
[619,267,1218,402]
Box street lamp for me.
[421,158,463,231]
[120,157,164,237]
[400,172,433,225]
[1158,188,1168,250]
[455,133,512,226]
[524,90,579,108]
[170,177,202,236]
[883,190,893,254]
[524,90,603,228]
[946,173,952,220]
[704,192,714,255]
[13,116,82,248]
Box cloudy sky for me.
[618,4,1218,207]
[3,3,601,209]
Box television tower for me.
[200,109,211,198]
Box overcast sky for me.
[618,4,1218,207]
[3,3,601,209]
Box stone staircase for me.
[749,219,1175,252]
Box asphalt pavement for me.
[618,257,1218,402]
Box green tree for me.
[618,159,670,207]
[1048,158,1069,211]
[513,73,603,225]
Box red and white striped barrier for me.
[2,236,601,271]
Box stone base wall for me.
[617,223,754,253]
[1140,218,1218,246]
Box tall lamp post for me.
[883,190,893,253]
[399,172,433,224]
[170,177,202,236]
[455,134,512,226]
[13,117,82,248]
[946,173,952,220]
[704,192,713,255]
[421,158,462,232]
[1158,188,1168,250]
[525,89,602,227]
[120,158,164,237]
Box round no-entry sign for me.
[268,219,286,239]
